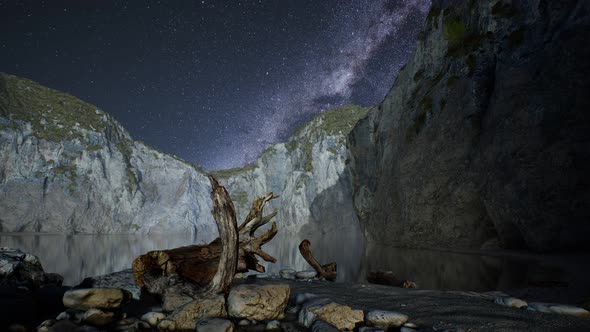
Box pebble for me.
[494,296,528,309]
[238,319,251,326]
[63,288,131,310]
[158,319,176,331]
[527,302,590,317]
[404,322,418,328]
[141,311,166,326]
[400,327,417,332]
[365,310,409,329]
[265,320,281,330]
[296,270,317,279]
[279,269,296,279]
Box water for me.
[1,231,588,302]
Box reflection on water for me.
[0,231,585,298]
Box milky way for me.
[0,0,431,170]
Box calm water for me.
[1,231,588,302]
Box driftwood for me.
[298,239,337,281]
[367,270,417,289]
[132,176,279,297]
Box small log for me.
[132,177,280,294]
[298,239,337,281]
[367,271,416,289]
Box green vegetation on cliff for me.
[0,73,107,143]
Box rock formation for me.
[348,0,590,251]
[0,73,217,240]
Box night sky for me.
[0,0,431,170]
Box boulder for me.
[78,269,140,300]
[365,310,409,329]
[166,295,227,330]
[62,288,131,310]
[227,284,290,321]
[0,247,63,289]
[299,300,363,330]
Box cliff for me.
[0,73,366,238]
[348,0,590,251]
[0,73,217,241]
[213,105,367,235]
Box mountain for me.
[0,73,217,239]
[0,73,366,238]
[212,105,367,235]
[348,0,590,251]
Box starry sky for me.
[0,0,431,170]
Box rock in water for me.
[528,303,590,318]
[62,288,132,310]
[196,318,235,332]
[365,310,409,329]
[279,269,296,279]
[166,295,227,330]
[494,296,528,309]
[0,247,63,289]
[227,284,290,321]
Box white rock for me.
[494,296,528,309]
[528,302,590,317]
[141,312,166,327]
[365,310,409,329]
[296,270,317,279]
[265,320,281,330]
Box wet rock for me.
[494,296,528,309]
[265,320,281,330]
[527,303,590,318]
[157,319,176,331]
[196,318,234,332]
[78,269,140,300]
[141,311,166,327]
[62,288,131,310]
[279,269,296,279]
[0,247,63,289]
[83,308,116,327]
[299,301,363,330]
[365,310,409,329]
[295,270,316,279]
[310,320,340,332]
[294,292,318,305]
[166,295,227,330]
[227,284,290,321]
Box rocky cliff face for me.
[0,73,217,241]
[348,0,590,251]
[213,105,367,235]
[0,73,366,238]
